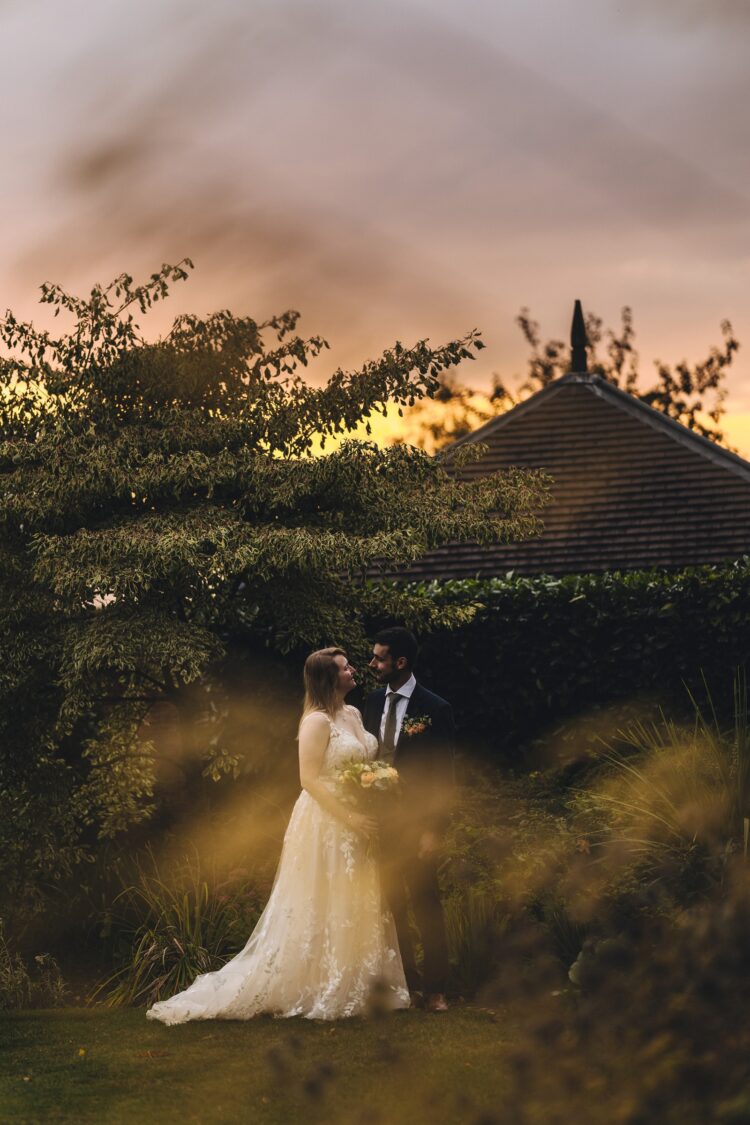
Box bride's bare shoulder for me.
[299,710,331,731]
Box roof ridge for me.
[575,373,750,482]
[443,372,750,484]
[441,378,568,450]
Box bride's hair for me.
[301,647,348,723]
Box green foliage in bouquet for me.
[0,261,549,921]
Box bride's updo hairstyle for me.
[301,646,347,723]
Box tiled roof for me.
[391,373,750,578]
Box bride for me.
[146,647,410,1024]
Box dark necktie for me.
[382,693,403,761]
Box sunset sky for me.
[2,0,749,450]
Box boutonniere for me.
[401,714,432,737]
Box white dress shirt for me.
[379,674,417,750]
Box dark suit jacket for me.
[363,682,456,837]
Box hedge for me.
[372,559,750,758]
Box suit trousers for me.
[381,835,450,995]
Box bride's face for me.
[334,654,356,695]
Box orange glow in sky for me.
[328,400,750,462]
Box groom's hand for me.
[417,830,439,860]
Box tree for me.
[405,307,739,451]
[0,262,549,918]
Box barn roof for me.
[393,369,750,579]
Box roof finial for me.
[570,299,589,374]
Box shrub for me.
[440,763,582,991]
[529,893,590,970]
[91,848,266,1008]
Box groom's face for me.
[368,644,406,684]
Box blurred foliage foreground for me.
[4,676,750,1123]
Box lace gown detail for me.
[146,710,409,1024]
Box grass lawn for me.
[0,1006,513,1124]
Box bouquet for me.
[337,760,400,853]
[338,759,400,796]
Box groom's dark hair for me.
[374,626,418,670]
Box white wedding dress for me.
[146,707,410,1024]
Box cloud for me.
[617,0,750,30]
[1,0,748,399]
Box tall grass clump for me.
[440,760,588,992]
[0,920,68,1009]
[91,847,266,1008]
[444,887,510,994]
[574,670,750,902]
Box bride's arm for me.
[298,714,378,840]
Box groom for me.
[363,626,455,1013]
